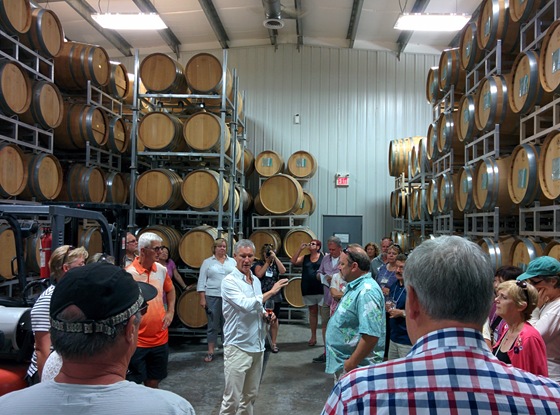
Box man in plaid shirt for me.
[322,235,560,414]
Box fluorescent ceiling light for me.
[394,13,470,32]
[91,13,167,30]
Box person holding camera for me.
[252,243,287,353]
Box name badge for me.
[266,269,273,278]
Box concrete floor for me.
[163,320,334,415]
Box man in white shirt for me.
[219,239,288,415]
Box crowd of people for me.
[3,231,560,414]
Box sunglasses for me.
[343,247,358,264]
[516,280,529,304]
[62,246,75,265]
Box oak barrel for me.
[54,41,110,90]
[255,150,284,177]
[183,112,230,152]
[478,236,516,270]
[138,225,182,260]
[20,152,62,201]
[459,22,484,71]
[185,53,232,96]
[103,62,129,99]
[0,0,31,36]
[283,227,317,259]
[426,66,443,104]
[509,50,553,115]
[475,74,518,135]
[58,164,106,203]
[78,227,103,257]
[249,230,282,260]
[181,169,229,211]
[286,150,317,179]
[138,112,186,152]
[105,171,128,204]
[106,116,129,154]
[0,225,17,279]
[257,174,303,215]
[0,143,27,198]
[473,156,515,212]
[283,277,305,308]
[510,0,547,23]
[456,165,476,213]
[510,237,545,270]
[176,286,208,328]
[538,130,560,201]
[508,143,548,206]
[293,190,316,215]
[178,225,220,269]
[0,60,31,116]
[19,7,64,58]
[140,53,188,94]
[457,94,479,143]
[135,169,185,210]
[19,80,63,129]
[476,0,521,53]
[438,48,465,93]
[539,20,560,93]
[54,103,108,149]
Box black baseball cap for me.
[50,262,157,335]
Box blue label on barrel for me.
[462,178,468,193]
[519,75,529,97]
[484,91,491,110]
[553,157,560,181]
[553,49,560,74]
[518,168,527,189]
[262,157,273,167]
[485,17,491,38]
[296,158,306,168]
[466,41,472,58]
[481,173,488,190]
[463,108,469,123]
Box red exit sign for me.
[336,175,349,187]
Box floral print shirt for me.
[325,273,385,374]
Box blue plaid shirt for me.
[322,327,560,414]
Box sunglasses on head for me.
[516,280,529,304]
[343,247,358,264]
[62,246,75,265]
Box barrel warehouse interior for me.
[1,0,560,413]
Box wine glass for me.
[264,299,274,314]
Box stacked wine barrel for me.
[391,0,560,268]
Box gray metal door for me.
[322,215,363,246]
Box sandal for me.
[308,339,317,347]
[203,353,214,363]
[271,344,279,353]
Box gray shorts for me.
[303,294,324,306]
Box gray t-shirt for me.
[0,380,195,414]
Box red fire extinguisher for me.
[40,228,52,279]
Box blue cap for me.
[517,256,560,281]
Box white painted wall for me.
[120,45,438,244]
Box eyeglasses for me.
[309,242,317,246]
[516,280,529,304]
[139,303,149,316]
[343,247,358,264]
[146,246,163,252]
[62,246,75,265]
[126,240,137,245]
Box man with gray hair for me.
[322,236,560,414]
[220,239,289,415]
[126,232,176,389]
[0,262,194,414]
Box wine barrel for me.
[54,41,110,91]
[426,122,439,161]
[426,66,443,104]
[538,130,560,201]
[257,174,304,215]
[249,230,282,260]
[437,172,460,216]
[106,116,129,154]
[408,188,420,221]
[25,232,41,274]
[255,150,284,177]
[510,237,545,270]
[183,112,231,152]
[478,236,516,269]
[19,7,64,58]
[105,171,128,204]
[227,138,242,168]
[286,151,317,179]
[426,179,438,215]
[176,286,208,328]
[19,80,63,129]
[509,50,553,115]
[236,185,253,212]
[456,165,476,213]
[510,0,547,23]
[0,60,31,116]
[508,143,548,206]
[293,190,316,216]
[283,227,317,259]
[475,74,518,135]
[539,20,560,93]
[410,187,430,221]
[0,143,27,198]
[181,169,229,211]
[0,0,31,36]
[78,227,103,257]
[459,22,484,71]
[390,188,408,218]
[438,48,465,93]
[178,225,220,269]
[185,53,232,96]
[283,277,305,308]
[544,240,560,259]
[20,152,62,201]
[476,0,521,54]
[135,169,185,210]
[138,225,182,260]
[0,225,17,279]
[54,103,108,150]
[140,53,188,94]
[103,62,129,100]
[388,136,422,178]
[242,148,255,176]
[457,94,479,143]
[473,156,514,212]
[58,164,106,203]
[436,111,464,165]
[138,112,187,152]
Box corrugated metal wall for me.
[122,45,438,244]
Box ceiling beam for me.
[133,0,182,58]
[346,0,364,49]
[295,0,303,50]
[396,0,431,59]
[198,0,230,50]
[63,0,133,57]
